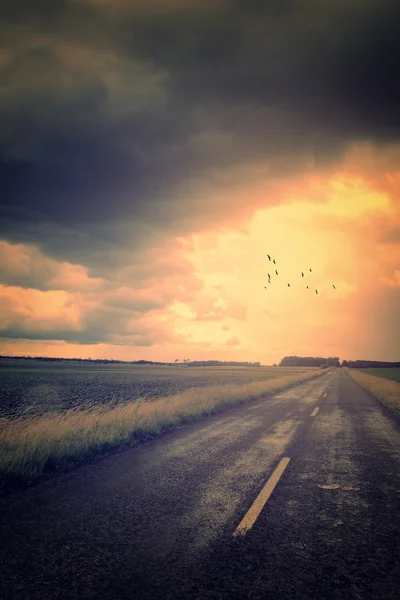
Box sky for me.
[0,0,399,364]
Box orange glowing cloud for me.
[165,142,400,362]
[0,241,105,293]
[0,285,82,335]
[0,142,399,362]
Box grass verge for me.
[354,368,400,384]
[346,368,400,415]
[0,368,331,491]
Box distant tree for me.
[180,360,261,367]
[342,359,400,369]
[279,355,340,368]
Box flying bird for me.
[315,289,318,295]
[275,270,278,275]
[310,268,312,272]
[287,283,291,287]
[333,284,336,289]
[306,286,309,289]
[273,259,276,264]
[264,286,267,289]
[267,254,271,261]
[267,273,271,279]
[301,272,304,277]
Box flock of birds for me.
[263,254,336,295]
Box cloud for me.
[0,237,205,346]
[1,3,400,362]
[0,282,183,346]
[2,1,400,272]
[261,308,280,321]
[0,240,106,291]
[381,227,400,244]
[0,285,82,338]
[1,141,399,361]
[102,288,165,312]
[225,335,240,347]
[188,296,247,322]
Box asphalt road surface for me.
[1,369,400,599]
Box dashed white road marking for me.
[233,457,291,537]
[311,406,320,417]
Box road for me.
[1,368,400,599]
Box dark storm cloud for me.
[113,0,400,133]
[1,0,400,269]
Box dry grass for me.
[346,368,400,413]
[0,368,329,489]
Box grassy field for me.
[353,368,400,384]
[346,368,400,415]
[0,360,318,418]
[0,366,329,490]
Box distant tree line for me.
[0,355,132,364]
[183,360,261,367]
[0,356,169,365]
[0,356,261,367]
[3,355,397,369]
[342,360,400,368]
[279,356,341,367]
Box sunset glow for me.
[1,2,399,364]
